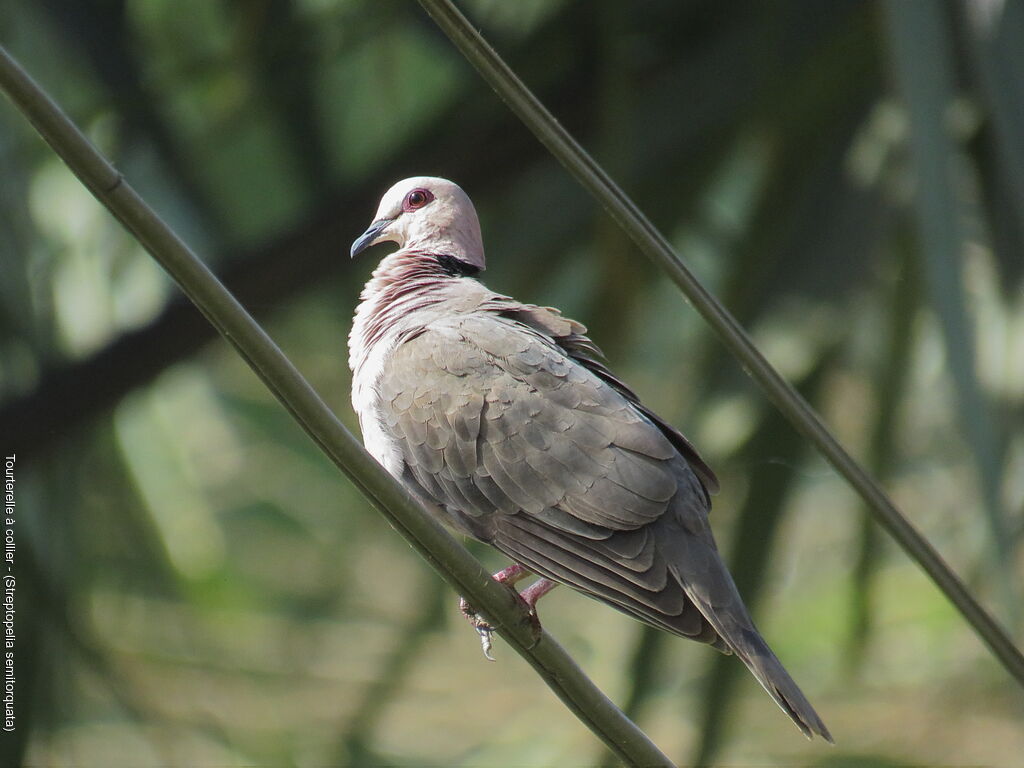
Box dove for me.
[348,176,831,741]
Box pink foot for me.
[459,566,558,660]
[519,578,557,611]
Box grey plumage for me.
[349,176,832,741]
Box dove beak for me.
[350,218,395,258]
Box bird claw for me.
[476,625,496,661]
[459,575,555,659]
[459,596,497,661]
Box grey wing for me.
[377,314,831,739]
[377,314,724,647]
[497,303,719,496]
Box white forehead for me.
[374,176,474,218]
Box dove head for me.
[350,176,485,271]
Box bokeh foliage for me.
[1,0,1022,765]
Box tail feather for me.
[725,621,833,742]
[662,522,832,741]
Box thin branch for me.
[0,0,600,462]
[882,0,1014,617]
[415,0,1024,687]
[0,87,541,462]
[0,45,674,767]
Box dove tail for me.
[661,522,832,741]
[720,618,833,742]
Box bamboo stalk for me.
[0,44,675,768]
[882,0,1015,618]
[416,0,1024,687]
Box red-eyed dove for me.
[348,176,831,741]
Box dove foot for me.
[459,597,498,660]
[518,577,557,611]
[459,566,557,660]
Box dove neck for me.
[364,248,477,295]
[350,249,472,367]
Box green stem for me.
[0,45,674,768]
[882,0,1015,618]
[416,0,1024,687]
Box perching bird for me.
[348,176,831,741]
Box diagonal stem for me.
[0,45,674,768]
[882,0,1014,618]
[415,0,1024,687]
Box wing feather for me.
[375,312,724,647]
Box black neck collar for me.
[435,254,481,277]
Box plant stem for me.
[416,0,1024,687]
[0,44,675,768]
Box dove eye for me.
[403,188,434,211]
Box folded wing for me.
[377,313,724,647]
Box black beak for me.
[350,218,393,258]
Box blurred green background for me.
[1,0,1023,765]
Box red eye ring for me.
[402,188,434,212]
